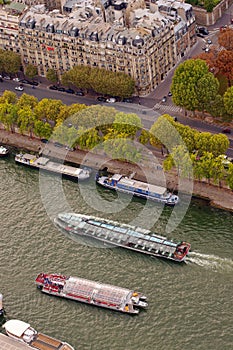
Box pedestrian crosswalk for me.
[153,103,182,115]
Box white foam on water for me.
[186,251,233,272]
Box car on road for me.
[222,128,231,134]
[106,97,116,103]
[15,86,24,91]
[75,91,84,96]
[122,98,133,103]
[198,27,209,35]
[168,91,172,97]
[41,138,49,144]
[54,142,64,148]
[65,88,75,94]
[161,96,167,103]
[13,77,20,82]
[97,96,106,102]
[49,85,58,90]
[4,76,11,80]
[206,38,212,45]
[58,87,66,92]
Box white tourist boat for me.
[3,319,75,350]
[15,153,90,180]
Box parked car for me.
[97,96,106,102]
[222,128,231,134]
[41,138,49,144]
[58,87,66,92]
[122,98,133,103]
[4,75,11,80]
[13,77,20,82]
[49,85,58,90]
[197,33,205,38]
[20,79,30,84]
[106,97,116,103]
[31,81,39,86]
[65,88,75,94]
[75,91,84,96]
[161,96,167,103]
[54,141,64,148]
[206,38,212,45]
[168,91,172,97]
[0,78,3,82]
[15,86,24,91]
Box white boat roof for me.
[118,178,167,195]
[4,320,30,337]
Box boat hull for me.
[54,216,189,263]
[96,175,179,206]
[15,155,90,181]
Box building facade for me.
[1,0,196,95]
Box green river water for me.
[0,155,232,350]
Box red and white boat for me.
[35,273,148,315]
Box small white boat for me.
[3,319,75,350]
[0,145,9,157]
[15,153,90,180]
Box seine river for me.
[0,154,233,350]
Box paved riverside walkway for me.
[0,333,34,350]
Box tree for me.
[206,94,226,118]
[103,137,141,163]
[34,98,64,123]
[0,50,21,75]
[215,50,233,86]
[171,59,211,112]
[223,86,233,116]
[46,68,58,83]
[226,163,233,190]
[25,64,38,80]
[17,93,38,109]
[218,28,233,51]
[0,102,18,132]
[113,112,142,138]
[196,73,219,115]
[0,90,17,104]
[17,106,35,136]
[34,120,52,139]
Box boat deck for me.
[0,333,34,350]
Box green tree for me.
[0,102,18,132]
[25,64,38,80]
[34,98,64,123]
[34,120,52,139]
[196,73,219,115]
[226,163,233,190]
[17,106,35,136]
[223,86,233,117]
[113,112,142,138]
[0,50,21,75]
[171,59,212,112]
[103,137,141,163]
[46,68,58,83]
[206,94,226,118]
[0,90,17,104]
[17,93,38,109]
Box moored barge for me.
[54,213,191,262]
[35,273,147,315]
[96,173,179,206]
[3,319,74,350]
[15,153,90,180]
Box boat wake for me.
[186,251,233,272]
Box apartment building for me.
[2,0,196,95]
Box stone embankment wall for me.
[194,0,233,26]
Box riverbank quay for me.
[0,333,34,350]
[0,129,232,212]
